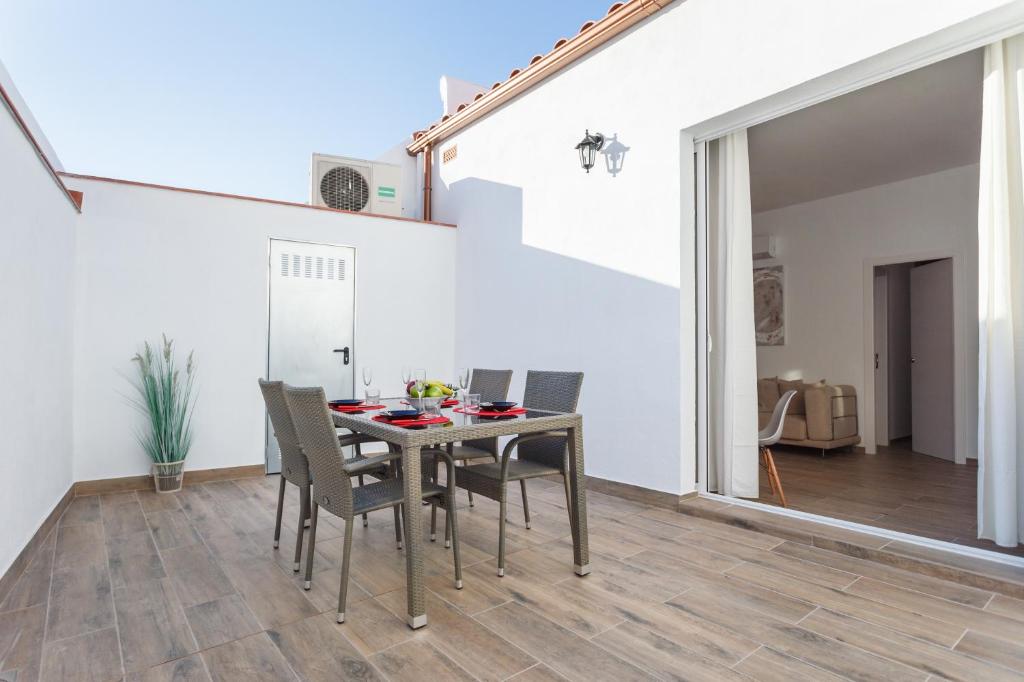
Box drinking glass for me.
[362,366,373,390]
[464,393,481,414]
[365,387,381,405]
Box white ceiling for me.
[748,49,983,213]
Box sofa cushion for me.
[777,379,806,414]
[781,414,807,441]
[757,378,780,411]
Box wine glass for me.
[362,367,373,400]
[401,366,412,385]
[457,368,469,399]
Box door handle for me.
[333,347,350,365]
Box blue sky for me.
[0,1,601,201]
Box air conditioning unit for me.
[310,154,402,217]
[752,235,778,261]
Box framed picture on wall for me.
[754,265,785,346]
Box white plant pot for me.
[152,461,185,493]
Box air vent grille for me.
[278,253,347,281]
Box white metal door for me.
[910,258,954,460]
[266,239,356,473]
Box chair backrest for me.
[283,385,354,518]
[759,390,797,447]
[465,369,513,455]
[258,379,310,487]
[518,370,584,469]
[469,369,513,403]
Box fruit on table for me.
[406,379,456,397]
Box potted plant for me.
[129,335,197,493]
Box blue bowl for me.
[330,399,365,407]
[482,401,518,412]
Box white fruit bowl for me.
[405,395,444,411]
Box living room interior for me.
[739,48,1023,556]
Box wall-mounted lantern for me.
[574,129,605,173]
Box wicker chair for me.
[427,368,513,544]
[258,380,398,572]
[284,385,463,623]
[447,370,583,576]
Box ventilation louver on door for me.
[319,166,370,212]
[279,253,346,280]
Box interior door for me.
[910,258,954,460]
[266,239,355,473]
[873,271,889,447]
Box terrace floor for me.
[2,474,1024,681]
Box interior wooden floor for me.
[758,440,1024,557]
[4,474,1024,681]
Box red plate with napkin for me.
[372,414,451,428]
[455,406,527,417]
[330,404,385,413]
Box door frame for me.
[862,251,967,464]
[264,237,359,472]
[687,11,1024,491]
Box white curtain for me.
[978,36,1024,547]
[708,130,760,498]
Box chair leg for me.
[293,486,308,571]
[358,473,368,527]
[394,504,404,550]
[761,449,776,495]
[430,457,439,541]
[520,480,531,529]
[303,501,319,589]
[446,494,463,589]
[273,476,286,549]
[497,492,507,577]
[764,447,787,508]
[336,517,354,622]
[303,488,311,528]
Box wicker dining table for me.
[331,398,589,629]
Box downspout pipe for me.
[422,145,433,222]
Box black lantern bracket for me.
[575,129,605,173]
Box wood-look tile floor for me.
[4,474,1024,681]
[758,441,1024,557]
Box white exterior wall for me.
[0,100,76,575]
[65,177,456,481]
[753,164,980,458]
[431,0,1015,494]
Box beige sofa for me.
[757,377,860,452]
